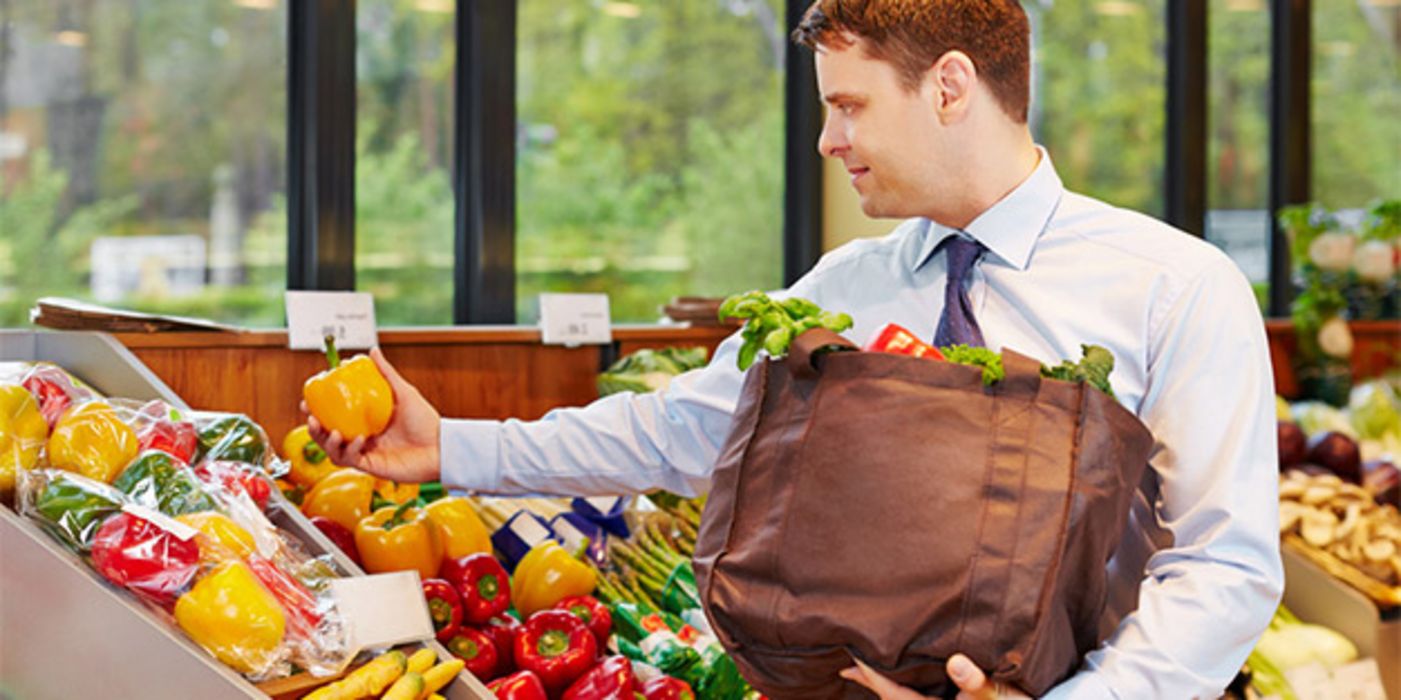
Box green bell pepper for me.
[32,471,123,551]
[113,450,218,516]
[195,415,268,465]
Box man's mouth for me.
[847,166,869,185]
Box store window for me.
[1311,0,1400,211]
[355,0,456,326]
[1206,0,1271,309]
[516,0,786,323]
[1025,0,1167,216]
[0,1,288,326]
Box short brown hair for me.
[792,0,1031,123]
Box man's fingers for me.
[369,347,409,390]
[340,434,367,467]
[842,659,927,700]
[948,654,997,700]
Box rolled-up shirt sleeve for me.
[1044,257,1284,698]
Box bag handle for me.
[997,348,1045,398]
[786,328,859,378]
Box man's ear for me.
[928,50,977,123]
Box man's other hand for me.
[840,654,1033,700]
[305,346,442,484]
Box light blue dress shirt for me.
[442,150,1284,699]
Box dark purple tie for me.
[933,236,986,348]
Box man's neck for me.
[932,130,1040,231]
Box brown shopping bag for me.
[693,329,1155,699]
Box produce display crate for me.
[1282,542,1401,700]
[0,330,490,699]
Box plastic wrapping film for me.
[5,360,352,683]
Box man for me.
[312,1,1283,697]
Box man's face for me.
[815,40,946,219]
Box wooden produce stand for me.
[0,330,489,700]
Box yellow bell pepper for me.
[1,384,48,494]
[302,336,394,441]
[47,401,140,484]
[423,497,491,562]
[355,502,443,581]
[374,478,420,504]
[511,540,597,616]
[301,468,376,532]
[282,425,342,488]
[174,560,286,674]
[177,511,257,561]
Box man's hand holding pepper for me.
[840,654,1033,700]
[305,347,442,483]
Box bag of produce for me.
[694,326,1155,698]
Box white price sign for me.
[330,572,435,651]
[539,293,612,346]
[285,291,379,351]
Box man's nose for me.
[818,114,846,159]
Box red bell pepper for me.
[484,614,523,677]
[22,371,76,429]
[863,323,945,360]
[641,677,695,700]
[246,554,323,642]
[514,609,598,693]
[423,578,464,642]
[90,511,200,607]
[134,400,199,463]
[556,595,611,649]
[446,627,499,680]
[562,656,639,700]
[442,552,511,624]
[487,671,550,700]
[309,515,362,566]
[192,460,271,510]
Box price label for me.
[122,504,199,541]
[539,293,612,346]
[330,572,434,651]
[285,291,378,351]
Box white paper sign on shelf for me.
[539,293,612,346]
[329,571,434,652]
[285,291,378,351]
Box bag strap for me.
[786,328,859,378]
[998,348,1045,398]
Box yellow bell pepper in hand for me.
[355,502,443,581]
[47,401,140,484]
[424,496,491,561]
[301,468,376,532]
[1,384,48,494]
[303,336,394,441]
[174,560,286,675]
[282,425,341,488]
[512,540,597,616]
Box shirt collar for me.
[912,145,1064,273]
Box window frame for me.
[283,0,1314,323]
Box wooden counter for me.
[113,325,735,445]
[110,320,1398,446]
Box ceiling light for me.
[602,2,642,19]
[54,30,87,47]
[415,0,453,13]
[234,0,278,10]
[1094,1,1142,16]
